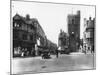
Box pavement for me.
[12,53,95,74]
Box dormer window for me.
[14,22,21,28]
[14,23,19,27]
[14,23,17,27]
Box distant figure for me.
[21,48,24,57]
[21,52,24,57]
[56,49,59,58]
[91,46,94,53]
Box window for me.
[13,33,19,39]
[72,19,74,24]
[14,22,21,28]
[23,34,27,40]
[30,26,33,30]
[88,47,90,50]
[30,35,33,41]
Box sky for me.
[12,1,95,45]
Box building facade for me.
[58,29,69,53]
[67,11,80,52]
[83,17,95,53]
[13,14,37,56]
[13,14,47,56]
[13,13,57,57]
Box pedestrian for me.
[21,48,24,57]
[21,52,24,57]
[56,49,59,58]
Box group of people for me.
[13,46,36,57]
[79,45,94,54]
[13,46,59,59]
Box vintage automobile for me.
[41,50,51,59]
[59,47,70,54]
